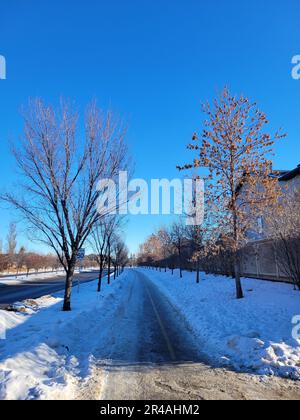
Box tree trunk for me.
[63,260,76,311]
[234,253,244,299]
[196,258,200,283]
[107,244,111,285]
[97,261,103,292]
[179,250,183,278]
[233,207,244,299]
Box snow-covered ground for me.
[138,268,300,380]
[0,268,299,400]
[0,271,129,400]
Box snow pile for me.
[0,272,129,400]
[4,299,43,314]
[139,269,300,380]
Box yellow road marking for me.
[145,286,176,362]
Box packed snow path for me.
[89,270,300,400]
[96,270,205,365]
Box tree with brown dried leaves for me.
[178,87,285,298]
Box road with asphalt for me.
[0,270,102,306]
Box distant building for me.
[246,164,300,242]
[278,164,300,189]
[241,164,300,282]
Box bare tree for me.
[90,222,108,292]
[90,215,120,292]
[185,225,204,283]
[112,236,128,278]
[23,252,44,275]
[157,227,171,272]
[16,246,26,275]
[118,243,129,273]
[7,222,17,256]
[105,221,120,285]
[2,99,128,310]
[169,220,185,278]
[0,254,9,273]
[45,254,63,272]
[137,233,163,269]
[179,87,285,298]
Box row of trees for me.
[0,222,62,274]
[0,249,62,275]
[139,88,300,296]
[137,221,204,283]
[1,99,130,310]
[89,215,129,292]
[1,218,129,282]
[138,191,300,292]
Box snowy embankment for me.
[138,268,300,380]
[0,271,129,400]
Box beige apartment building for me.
[241,164,300,282]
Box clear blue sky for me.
[0,0,300,254]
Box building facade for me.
[240,164,300,283]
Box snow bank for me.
[0,272,129,400]
[138,269,300,380]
